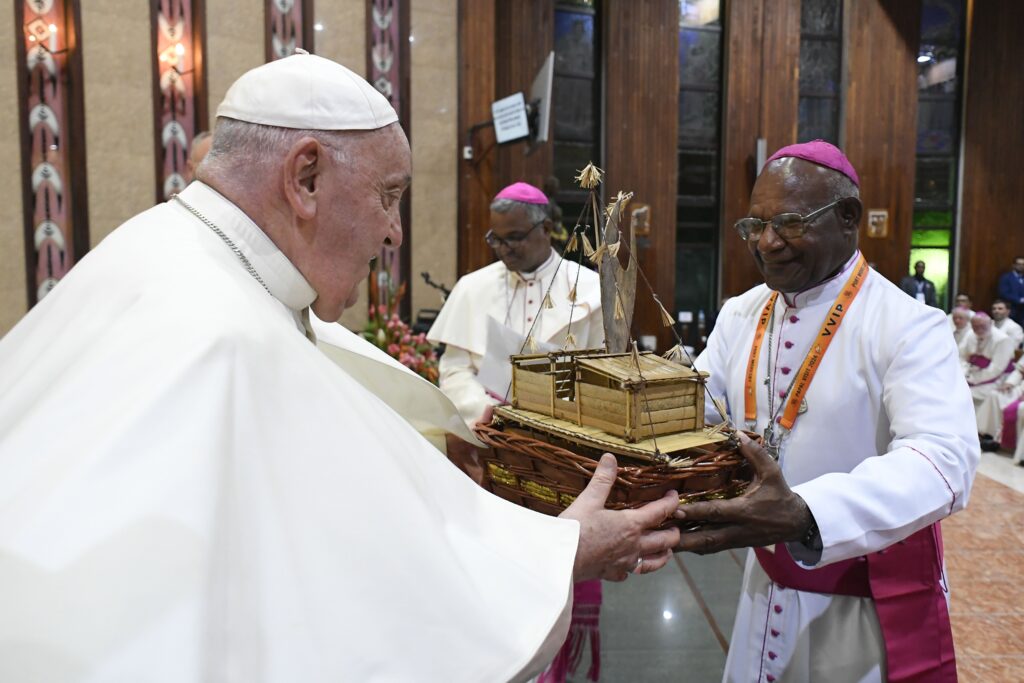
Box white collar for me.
[781,251,862,309]
[177,181,317,312]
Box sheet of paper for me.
[476,316,558,400]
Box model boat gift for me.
[473,164,751,515]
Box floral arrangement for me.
[363,268,440,384]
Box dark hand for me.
[673,432,813,554]
[560,453,681,582]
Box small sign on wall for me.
[867,209,889,238]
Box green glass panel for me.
[911,229,951,247]
[913,209,952,228]
[909,248,950,307]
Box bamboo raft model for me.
[473,164,752,516]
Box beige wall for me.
[206,0,264,123]
[82,1,156,247]
[0,2,26,336]
[409,0,458,320]
[0,0,457,338]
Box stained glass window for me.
[552,3,600,204]
[911,0,965,309]
[676,0,723,337]
[797,0,842,144]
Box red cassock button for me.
[770,629,780,637]
[768,651,777,660]
[781,367,791,375]
[789,315,799,323]
[767,675,776,682]
[773,605,783,614]
[784,341,794,349]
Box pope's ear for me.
[283,136,322,221]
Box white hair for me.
[201,117,353,174]
[490,197,550,225]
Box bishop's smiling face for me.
[745,158,861,293]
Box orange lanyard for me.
[744,254,869,432]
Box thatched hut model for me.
[497,348,722,464]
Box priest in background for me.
[0,54,683,682]
[428,182,604,430]
[966,312,1015,406]
[951,305,975,366]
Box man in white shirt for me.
[674,140,977,682]
[966,313,1016,405]
[990,298,1023,347]
[0,55,682,682]
[428,182,604,428]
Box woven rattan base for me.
[473,417,752,515]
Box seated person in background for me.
[966,313,1015,406]
[991,298,1024,348]
[948,292,974,330]
[952,306,976,368]
[428,182,604,429]
[975,355,1024,451]
[898,259,937,307]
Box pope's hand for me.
[559,453,680,582]
[672,432,814,554]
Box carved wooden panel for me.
[150,0,208,202]
[15,0,90,306]
[266,0,314,61]
[367,0,412,317]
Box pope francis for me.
[0,54,682,682]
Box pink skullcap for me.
[494,181,549,205]
[765,139,860,187]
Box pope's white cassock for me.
[427,249,603,426]
[0,181,579,682]
[965,326,1015,404]
[694,252,978,682]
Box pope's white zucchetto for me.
[215,52,398,131]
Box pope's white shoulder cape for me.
[0,190,576,682]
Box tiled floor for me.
[946,456,1024,682]
[571,458,1023,682]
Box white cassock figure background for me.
[0,53,683,682]
[428,181,603,428]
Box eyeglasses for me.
[734,198,847,242]
[484,220,545,250]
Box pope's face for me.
[309,124,411,320]
[745,158,860,293]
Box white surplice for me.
[994,316,1024,348]
[953,325,975,368]
[427,249,603,426]
[0,182,578,682]
[966,327,1015,403]
[694,252,978,683]
[975,358,1024,438]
